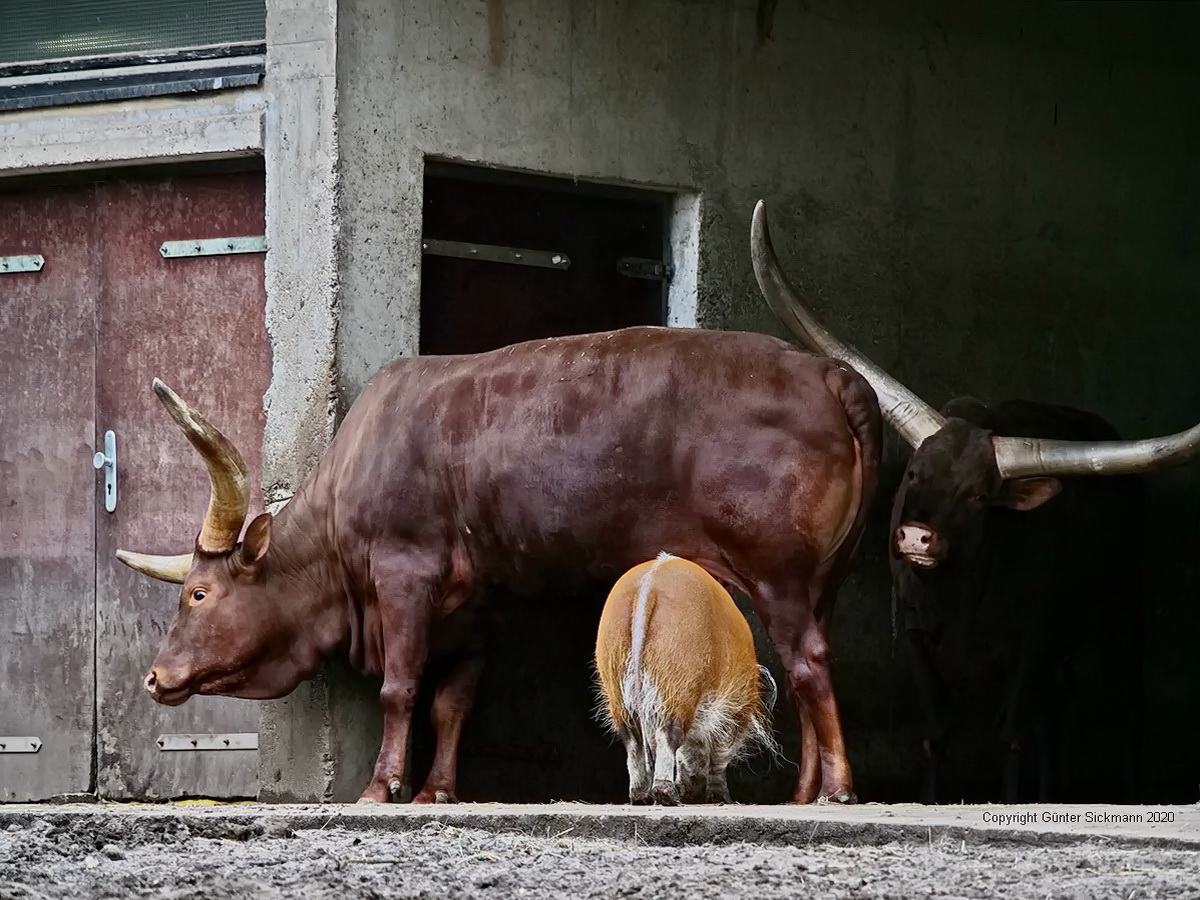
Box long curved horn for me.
[153,378,250,554]
[993,423,1200,479]
[114,550,194,584]
[751,200,946,449]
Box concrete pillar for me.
[256,0,384,803]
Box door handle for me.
[93,429,117,513]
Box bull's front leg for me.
[412,652,484,804]
[998,626,1051,803]
[902,628,949,804]
[359,561,437,804]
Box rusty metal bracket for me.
[0,737,42,753]
[156,733,258,751]
[616,257,672,281]
[422,238,570,270]
[0,255,44,274]
[159,236,266,259]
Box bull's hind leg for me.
[797,710,821,803]
[754,576,855,804]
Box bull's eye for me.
[191,588,207,603]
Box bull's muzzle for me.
[143,667,191,706]
[894,522,944,569]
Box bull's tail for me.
[816,363,883,620]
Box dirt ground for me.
[1,813,1198,900]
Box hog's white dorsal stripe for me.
[625,551,675,709]
[595,552,779,805]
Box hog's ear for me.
[239,513,273,566]
[997,477,1062,511]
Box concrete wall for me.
[263,0,1200,803]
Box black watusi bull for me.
[888,397,1144,802]
[752,200,1200,803]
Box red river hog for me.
[595,553,778,805]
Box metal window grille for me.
[0,0,265,66]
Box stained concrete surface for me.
[266,0,1200,808]
[1,803,1198,898]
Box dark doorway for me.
[412,163,670,803]
[419,164,668,356]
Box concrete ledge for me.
[1,802,1196,851]
[0,87,264,176]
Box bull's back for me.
[331,326,869,586]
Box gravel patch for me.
[1,816,1198,899]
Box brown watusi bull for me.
[594,553,778,805]
[116,325,881,804]
[751,200,1200,803]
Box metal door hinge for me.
[422,238,570,270]
[92,430,117,513]
[156,733,258,751]
[160,236,266,259]
[0,254,44,274]
[0,737,42,753]
[617,257,672,281]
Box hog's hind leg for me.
[676,732,711,804]
[651,721,685,806]
[622,725,653,805]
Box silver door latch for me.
[93,430,117,513]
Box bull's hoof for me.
[817,790,858,805]
[629,788,652,805]
[413,788,458,804]
[357,778,401,804]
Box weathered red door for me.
[0,170,269,801]
[0,186,99,802]
[94,174,270,800]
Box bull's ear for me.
[997,476,1062,511]
[239,513,273,566]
